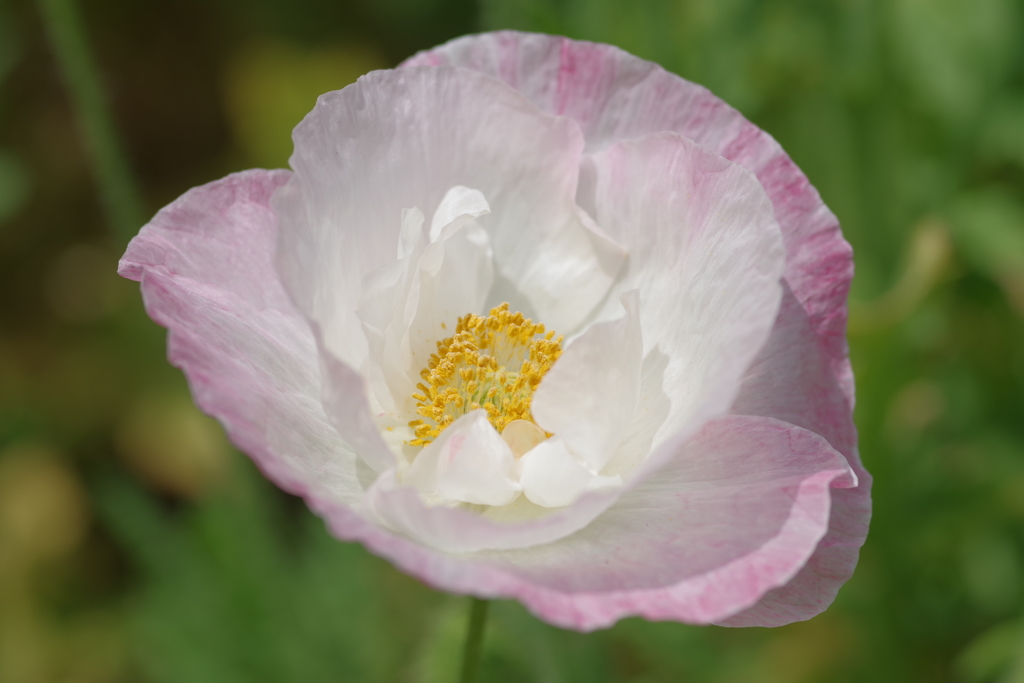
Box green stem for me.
[36,0,145,242]
[459,598,489,683]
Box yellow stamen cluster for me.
[408,303,563,447]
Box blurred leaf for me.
[113,387,232,498]
[0,3,23,87]
[948,190,1024,315]
[956,619,1024,682]
[960,532,1023,617]
[0,149,30,223]
[979,96,1024,169]
[223,40,388,169]
[890,0,1017,126]
[849,217,954,333]
[410,599,464,683]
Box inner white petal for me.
[430,185,490,242]
[531,290,643,472]
[403,410,521,507]
[519,436,622,508]
[356,186,495,428]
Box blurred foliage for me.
[1,0,1023,681]
[223,40,388,169]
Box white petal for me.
[354,210,425,415]
[404,410,520,506]
[531,290,642,472]
[318,345,396,474]
[357,208,425,342]
[430,185,490,242]
[404,221,494,379]
[486,202,626,334]
[356,203,494,416]
[358,467,619,553]
[397,206,427,260]
[519,437,622,508]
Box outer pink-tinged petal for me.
[320,415,854,630]
[733,285,856,455]
[716,478,871,627]
[720,285,871,625]
[274,65,625,377]
[118,170,365,504]
[584,132,785,465]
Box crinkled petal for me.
[274,65,626,380]
[531,290,642,471]
[321,414,854,630]
[401,410,520,506]
[716,478,872,627]
[718,284,871,625]
[356,208,427,417]
[118,170,365,504]
[583,132,785,471]
[359,207,427,337]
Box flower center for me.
[408,303,563,447]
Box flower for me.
[119,31,871,631]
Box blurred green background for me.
[2,0,1024,680]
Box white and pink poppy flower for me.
[119,31,871,631]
